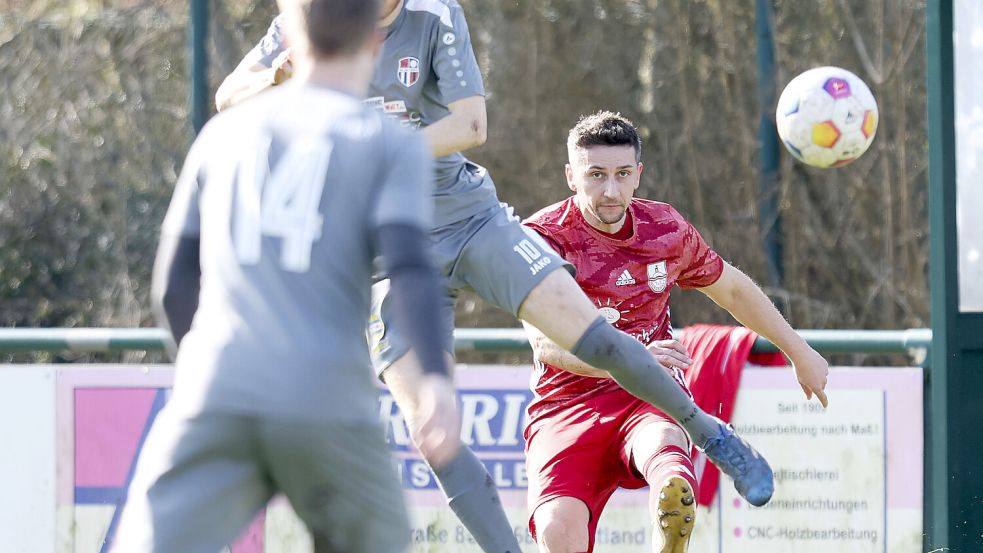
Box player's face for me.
[567,145,642,231]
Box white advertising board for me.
[0,366,56,553]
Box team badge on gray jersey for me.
[647,261,668,293]
[397,57,421,87]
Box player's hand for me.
[792,348,829,407]
[645,339,693,370]
[271,49,294,85]
[412,374,461,469]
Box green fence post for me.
[189,0,209,134]
[926,0,983,549]
[756,0,784,291]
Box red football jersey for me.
[523,197,724,421]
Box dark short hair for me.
[299,0,380,57]
[567,111,642,162]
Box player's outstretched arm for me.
[699,262,830,407]
[215,49,293,112]
[151,234,200,355]
[215,16,294,111]
[418,95,487,157]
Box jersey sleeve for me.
[431,4,485,104]
[370,126,435,231]
[249,15,286,68]
[523,222,567,259]
[674,213,724,288]
[160,135,206,238]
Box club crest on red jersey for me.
[647,261,668,293]
[397,57,421,87]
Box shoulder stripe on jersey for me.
[405,0,454,27]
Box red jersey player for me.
[521,111,830,553]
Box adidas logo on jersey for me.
[615,270,636,286]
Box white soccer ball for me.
[776,66,878,169]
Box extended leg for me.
[385,355,522,553]
[517,270,720,444]
[518,270,773,506]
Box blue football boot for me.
[700,418,774,506]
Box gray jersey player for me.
[112,1,459,552]
[218,2,817,550]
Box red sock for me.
[641,445,698,503]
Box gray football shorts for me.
[368,202,572,377]
[111,408,409,553]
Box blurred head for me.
[565,111,644,231]
[277,0,381,60]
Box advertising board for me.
[0,364,922,552]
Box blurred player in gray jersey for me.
[217,2,818,550]
[218,4,526,551]
[111,1,459,552]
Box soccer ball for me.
[776,66,878,168]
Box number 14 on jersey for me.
[233,137,333,273]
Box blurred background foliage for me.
[0,0,928,364]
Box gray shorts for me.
[112,408,409,553]
[368,203,572,376]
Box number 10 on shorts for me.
[514,239,552,276]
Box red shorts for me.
[524,382,691,548]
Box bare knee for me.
[630,422,690,474]
[383,352,460,456]
[633,422,689,455]
[533,497,590,553]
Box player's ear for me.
[565,164,577,192]
[634,162,644,189]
